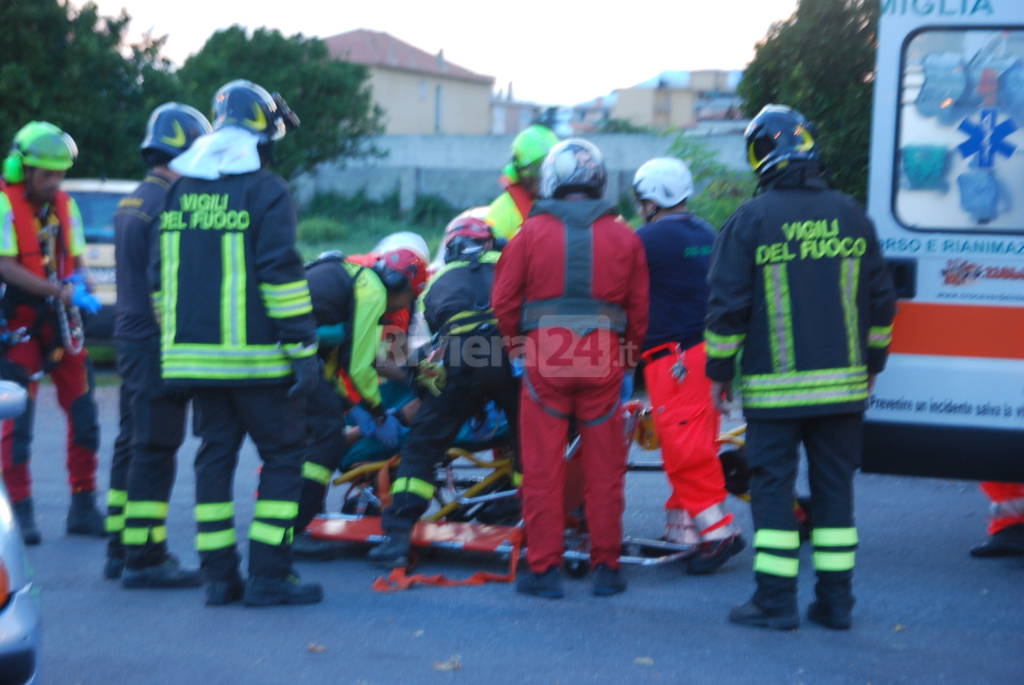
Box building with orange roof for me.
[324,29,495,135]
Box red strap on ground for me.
[371,531,522,593]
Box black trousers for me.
[382,337,519,533]
[113,338,188,569]
[105,354,134,555]
[295,374,350,532]
[746,413,862,611]
[192,385,306,581]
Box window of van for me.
[896,28,1024,234]
[70,191,122,243]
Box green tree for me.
[667,134,757,229]
[0,1,177,179]
[739,0,878,202]
[177,26,384,180]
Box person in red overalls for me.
[632,157,745,574]
[970,482,1024,557]
[493,139,649,599]
[0,121,103,544]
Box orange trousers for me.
[980,482,1024,534]
[642,343,728,516]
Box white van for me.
[62,178,137,341]
[865,0,1024,480]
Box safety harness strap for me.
[520,297,627,334]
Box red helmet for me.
[374,248,428,295]
[443,216,493,264]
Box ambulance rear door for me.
[864,1,1024,481]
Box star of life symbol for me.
[958,108,1017,168]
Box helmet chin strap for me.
[644,204,660,223]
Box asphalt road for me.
[20,380,1024,684]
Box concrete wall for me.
[294,132,746,212]
[370,67,492,135]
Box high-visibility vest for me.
[0,183,77,280]
[486,182,534,241]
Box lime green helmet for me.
[3,121,78,183]
[504,124,559,183]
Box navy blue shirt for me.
[113,171,173,341]
[636,212,716,352]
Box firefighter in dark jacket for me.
[152,80,322,607]
[104,103,211,587]
[706,105,896,631]
[368,215,520,568]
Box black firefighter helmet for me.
[140,102,212,159]
[211,79,300,142]
[744,104,819,177]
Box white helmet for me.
[0,381,27,420]
[632,157,694,209]
[539,139,607,200]
[372,231,430,264]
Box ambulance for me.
[865,0,1024,480]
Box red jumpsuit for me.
[980,482,1024,535]
[493,199,648,573]
[0,185,97,502]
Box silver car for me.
[0,380,38,684]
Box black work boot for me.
[807,601,852,630]
[367,530,412,569]
[591,564,626,597]
[728,599,799,631]
[809,574,854,630]
[67,491,105,537]
[516,566,564,599]
[122,554,203,589]
[292,531,345,561]
[970,524,1024,558]
[103,549,125,580]
[243,572,324,607]
[13,498,41,546]
[687,534,746,575]
[206,573,246,607]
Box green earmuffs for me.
[3,151,24,184]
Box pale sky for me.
[80,0,799,105]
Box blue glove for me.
[72,284,101,314]
[375,410,403,449]
[349,406,377,439]
[620,371,634,404]
[66,273,101,314]
[510,357,524,378]
[316,323,347,346]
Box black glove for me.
[287,355,320,399]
